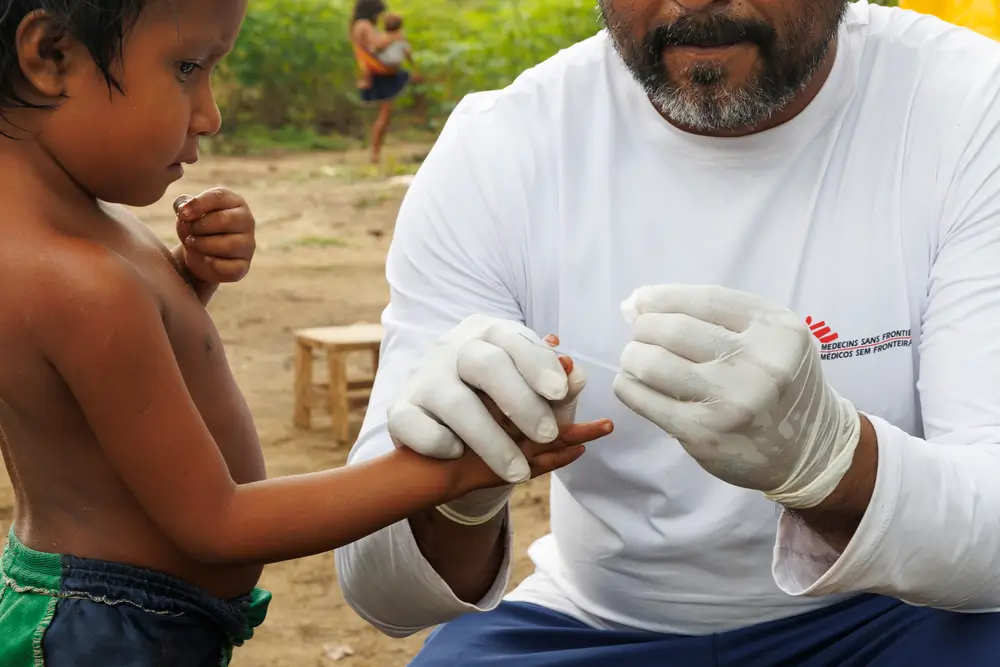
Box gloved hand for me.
[613,285,862,509]
[388,315,588,525]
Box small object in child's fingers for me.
[173,194,194,216]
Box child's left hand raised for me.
[174,187,256,284]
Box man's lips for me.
[664,41,753,57]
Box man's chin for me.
[651,86,767,133]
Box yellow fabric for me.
[899,0,1000,39]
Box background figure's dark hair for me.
[352,0,386,25]
[0,0,148,114]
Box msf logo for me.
[805,316,839,344]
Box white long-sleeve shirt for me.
[334,1,1000,637]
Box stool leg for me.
[294,341,313,429]
[328,352,351,444]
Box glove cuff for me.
[435,486,514,526]
[763,395,862,510]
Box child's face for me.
[39,0,248,207]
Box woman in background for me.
[350,0,412,163]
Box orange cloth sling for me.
[353,41,399,77]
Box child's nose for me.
[191,92,223,137]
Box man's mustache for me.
[643,15,776,54]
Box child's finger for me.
[184,232,255,260]
[518,419,612,460]
[557,356,574,375]
[188,207,255,236]
[559,419,614,446]
[528,445,586,478]
[175,187,246,221]
[475,390,525,443]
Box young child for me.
[0,1,612,665]
[375,12,412,68]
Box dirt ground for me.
[0,145,554,667]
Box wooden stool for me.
[293,323,384,443]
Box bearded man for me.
[335,1,1000,665]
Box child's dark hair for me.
[383,13,402,32]
[0,1,149,113]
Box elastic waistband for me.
[2,528,270,645]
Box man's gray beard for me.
[647,73,801,132]
[597,0,844,133]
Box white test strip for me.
[552,348,622,373]
[518,333,622,373]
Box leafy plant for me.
[216,0,900,145]
[216,0,600,141]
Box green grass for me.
[207,125,357,157]
[353,192,392,209]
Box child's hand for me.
[459,417,610,493]
[452,356,613,496]
[173,188,256,284]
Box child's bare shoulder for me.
[0,222,161,347]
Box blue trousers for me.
[409,595,1000,666]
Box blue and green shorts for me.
[0,528,271,666]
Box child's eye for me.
[177,61,201,80]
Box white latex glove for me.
[388,314,587,525]
[613,285,862,509]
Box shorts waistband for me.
[2,527,270,645]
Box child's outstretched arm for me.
[40,249,611,566]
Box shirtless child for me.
[0,1,612,665]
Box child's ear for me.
[15,10,88,99]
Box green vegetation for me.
[215,0,600,151]
[214,0,899,152]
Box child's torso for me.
[0,203,266,598]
